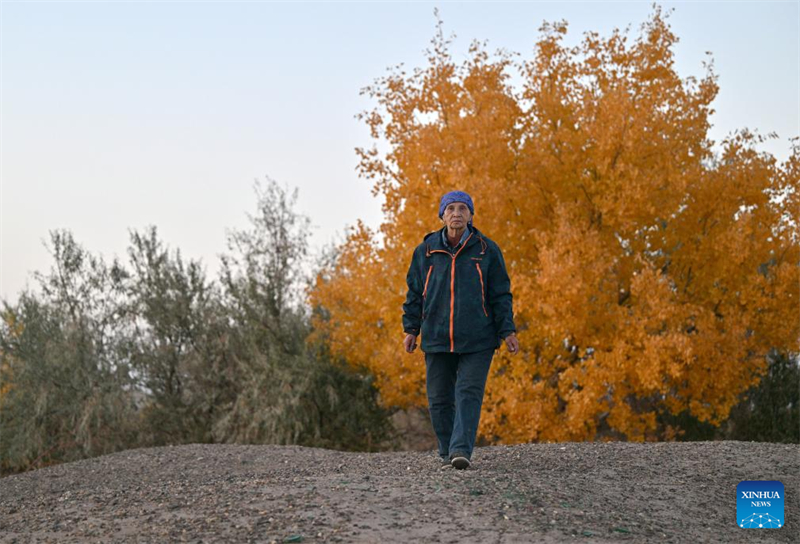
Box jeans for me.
[425,347,494,461]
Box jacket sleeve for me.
[402,248,423,336]
[487,244,516,339]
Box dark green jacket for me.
[402,224,516,353]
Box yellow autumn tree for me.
[308,5,799,443]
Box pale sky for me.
[2,1,798,303]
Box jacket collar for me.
[424,224,488,256]
[441,224,472,249]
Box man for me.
[402,190,519,470]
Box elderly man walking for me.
[402,190,519,470]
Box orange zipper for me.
[421,265,433,319]
[423,265,433,298]
[475,262,488,317]
[428,232,474,351]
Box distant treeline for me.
[1,178,797,476]
[0,178,397,475]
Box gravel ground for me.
[0,441,797,543]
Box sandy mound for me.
[1,441,797,543]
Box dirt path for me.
[1,441,797,543]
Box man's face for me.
[442,201,472,230]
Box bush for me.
[0,177,397,475]
[656,350,799,443]
[725,351,799,443]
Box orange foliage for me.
[308,6,799,443]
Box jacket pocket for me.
[422,264,433,320]
[475,262,488,317]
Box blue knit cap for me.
[438,191,475,225]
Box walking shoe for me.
[440,456,453,469]
[450,453,471,470]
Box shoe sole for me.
[451,456,470,470]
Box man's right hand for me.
[403,333,418,353]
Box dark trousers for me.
[424,347,494,461]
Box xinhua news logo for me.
[737,480,784,529]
